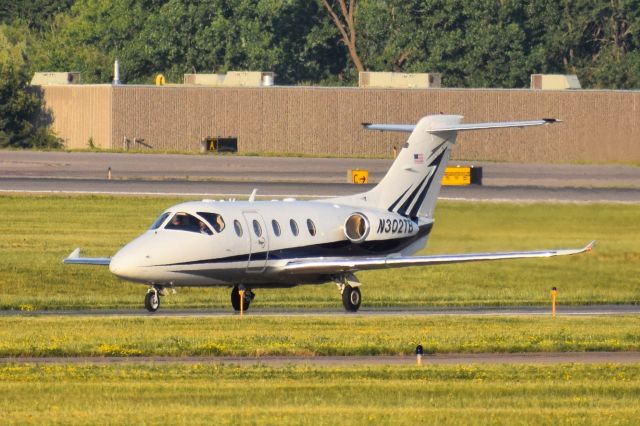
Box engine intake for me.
[344,213,370,243]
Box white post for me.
[113,59,121,85]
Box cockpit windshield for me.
[149,212,171,230]
[165,212,212,235]
[197,212,226,232]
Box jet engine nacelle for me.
[344,211,418,243]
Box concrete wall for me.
[40,85,112,150]
[42,85,640,163]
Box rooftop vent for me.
[184,71,275,87]
[359,72,441,89]
[31,72,81,86]
[530,74,581,90]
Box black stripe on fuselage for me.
[396,174,429,217]
[154,223,433,267]
[387,185,412,212]
[391,140,449,217]
[430,140,448,157]
[407,149,447,218]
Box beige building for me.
[36,84,640,163]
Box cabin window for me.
[233,220,243,237]
[272,219,281,237]
[197,212,226,232]
[307,219,317,236]
[164,212,210,234]
[290,219,299,236]
[149,212,171,230]
[252,220,262,237]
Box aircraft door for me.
[242,211,269,272]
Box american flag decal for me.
[413,153,424,164]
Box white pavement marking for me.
[3,189,639,204]
[0,189,332,199]
[438,197,640,204]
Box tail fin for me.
[331,115,559,219]
[366,115,461,218]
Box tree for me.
[0,26,61,148]
[28,0,339,85]
[16,0,640,89]
[0,0,73,31]
[320,0,365,73]
[531,0,640,89]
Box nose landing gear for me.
[144,285,165,312]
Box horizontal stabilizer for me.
[428,118,560,133]
[284,241,594,275]
[63,248,111,266]
[361,123,416,133]
[362,118,560,134]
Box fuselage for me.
[109,199,432,288]
[63,114,576,313]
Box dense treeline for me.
[2,0,639,88]
[1,0,640,148]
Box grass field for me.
[1,194,638,310]
[0,315,638,357]
[1,363,639,424]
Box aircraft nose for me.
[109,243,146,281]
[108,233,160,282]
[109,249,131,278]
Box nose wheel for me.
[144,287,161,312]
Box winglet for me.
[248,188,258,202]
[63,248,111,266]
[584,240,596,252]
[66,248,81,261]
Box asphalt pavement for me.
[1,151,639,202]
[2,352,640,366]
[3,305,640,317]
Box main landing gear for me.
[231,285,255,312]
[336,273,362,312]
[342,285,361,312]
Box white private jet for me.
[64,114,594,312]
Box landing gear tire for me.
[342,285,361,312]
[144,289,160,312]
[231,286,253,312]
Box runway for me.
[2,177,639,203]
[3,151,640,188]
[1,151,639,202]
[1,352,639,366]
[2,306,638,366]
[4,305,640,317]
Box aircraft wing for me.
[283,241,594,275]
[63,248,111,266]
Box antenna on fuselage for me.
[248,188,258,202]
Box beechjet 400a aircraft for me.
[64,114,594,312]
